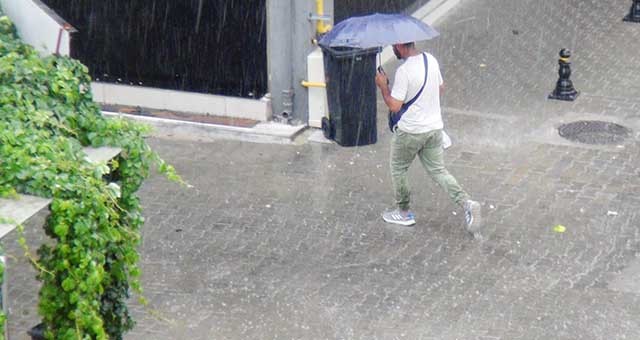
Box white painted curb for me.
[102,111,306,145]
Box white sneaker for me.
[382,209,416,226]
[463,200,482,233]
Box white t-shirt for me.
[391,52,444,134]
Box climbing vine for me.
[0,15,182,339]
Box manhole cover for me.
[558,120,631,145]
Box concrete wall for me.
[0,0,75,56]
[91,83,271,122]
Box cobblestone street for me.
[4,0,640,339]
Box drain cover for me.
[558,120,631,145]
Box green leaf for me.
[54,223,69,238]
[106,182,121,199]
[61,277,76,291]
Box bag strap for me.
[389,53,429,132]
[400,53,428,110]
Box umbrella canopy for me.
[319,13,439,49]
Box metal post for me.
[548,49,579,101]
[290,1,316,125]
[266,0,293,123]
[267,0,318,125]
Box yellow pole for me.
[301,81,326,88]
[316,0,331,34]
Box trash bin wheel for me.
[321,117,334,140]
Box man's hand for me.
[375,69,402,113]
[375,70,389,90]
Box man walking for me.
[375,42,482,235]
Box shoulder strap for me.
[403,53,428,108]
[389,53,429,132]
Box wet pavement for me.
[4,0,640,339]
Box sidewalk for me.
[3,0,640,339]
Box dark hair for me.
[403,42,415,48]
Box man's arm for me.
[375,72,403,113]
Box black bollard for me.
[624,0,640,22]
[548,49,579,101]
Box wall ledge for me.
[92,82,271,122]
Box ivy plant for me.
[0,15,182,339]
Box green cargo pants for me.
[390,128,469,211]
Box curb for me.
[102,111,307,145]
[413,0,463,24]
